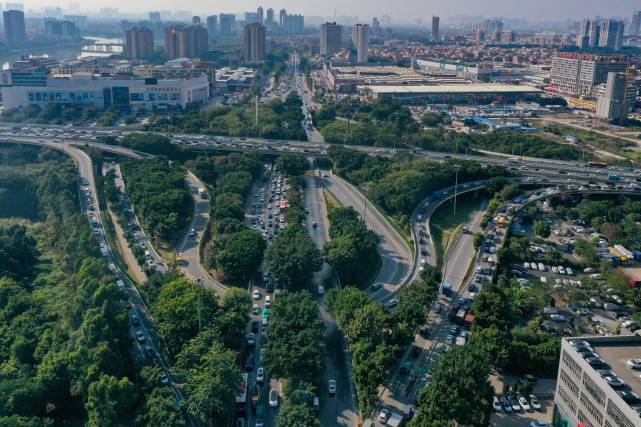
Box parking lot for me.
[489,374,555,427]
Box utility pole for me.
[453,164,460,217]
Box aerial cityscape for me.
[1,2,641,427]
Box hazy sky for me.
[21,0,640,22]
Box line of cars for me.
[494,393,542,414]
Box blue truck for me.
[633,251,641,262]
[442,283,452,296]
[608,174,620,180]
[433,190,443,200]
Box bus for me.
[588,162,608,169]
[497,217,506,228]
[236,373,248,416]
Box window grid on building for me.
[577,410,596,427]
[558,385,578,414]
[562,350,583,379]
[580,392,605,425]
[606,401,635,427]
[560,369,580,397]
[582,375,606,407]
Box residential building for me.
[244,23,265,63]
[206,15,217,38]
[283,14,304,34]
[164,25,208,60]
[320,22,342,56]
[1,72,210,111]
[596,72,635,122]
[219,14,234,35]
[125,27,154,60]
[45,20,78,40]
[266,8,274,25]
[553,336,641,427]
[431,15,439,41]
[550,53,629,96]
[589,20,601,48]
[351,24,369,64]
[372,18,379,37]
[192,16,200,25]
[632,11,641,36]
[3,10,26,44]
[279,9,286,26]
[599,20,624,50]
[257,6,263,24]
[476,29,485,44]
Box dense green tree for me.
[413,348,493,427]
[85,375,136,427]
[264,224,323,291]
[263,291,325,381]
[275,401,320,427]
[275,154,310,177]
[473,232,484,250]
[181,341,241,424]
[212,229,266,282]
[533,220,551,238]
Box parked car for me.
[269,389,279,407]
[627,359,641,369]
[518,395,531,412]
[386,298,398,308]
[529,394,541,411]
[500,396,512,413]
[492,396,502,412]
[378,408,390,423]
[508,395,521,412]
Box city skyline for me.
[6,0,641,23]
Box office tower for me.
[283,14,303,34]
[371,17,379,36]
[576,18,591,49]
[431,15,439,41]
[126,26,154,60]
[165,25,208,60]
[279,9,286,26]
[475,29,485,44]
[550,53,629,95]
[245,12,259,24]
[192,16,200,25]
[244,22,265,63]
[149,11,160,22]
[257,6,263,24]
[219,14,234,35]
[320,22,342,56]
[351,24,369,64]
[266,8,274,25]
[588,20,600,48]
[599,19,624,50]
[632,11,641,36]
[597,72,634,121]
[3,10,25,44]
[492,29,502,42]
[505,30,515,43]
[206,15,216,37]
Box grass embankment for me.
[430,200,480,268]
[323,188,342,210]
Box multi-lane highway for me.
[320,165,414,301]
[303,167,360,427]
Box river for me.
[1,36,123,70]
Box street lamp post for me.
[453,164,460,218]
[361,184,369,224]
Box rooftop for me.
[360,84,542,95]
[588,336,641,402]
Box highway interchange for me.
[4,58,641,425]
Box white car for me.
[529,394,541,411]
[386,298,398,308]
[253,290,260,300]
[627,359,641,369]
[136,331,146,343]
[530,422,549,427]
[328,379,336,395]
[269,389,279,407]
[445,335,453,345]
[160,372,169,384]
[552,266,559,274]
[265,296,271,307]
[492,396,502,412]
[256,367,265,384]
[378,408,390,423]
[189,228,195,236]
[518,395,531,412]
